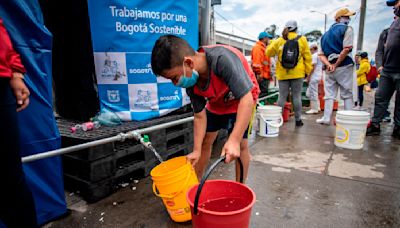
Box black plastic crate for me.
[62,137,115,161]
[64,174,115,203]
[63,154,116,182]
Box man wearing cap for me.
[367,0,400,138]
[316,8,356,125]
[251,31,273,98]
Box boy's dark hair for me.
[151,35,195,76]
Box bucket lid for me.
[257,105,281,111]
[337,110,370,117]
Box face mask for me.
[339,17,351,25]
[175,62,199,88]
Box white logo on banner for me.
[129,63,153,74]
[160,90,180,101]
[101,54,126,81]
[107,90,121,103]
[94,52,127,85]
[135,89,152,108]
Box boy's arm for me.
[222,91,253,163]
[187,109,207,166]
[185,88,207,166]
[213,47,254,163]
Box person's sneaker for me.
[306,109,319,115]
[383,116,392,123]
[392,125,400,139]
[296,120,304,127]
[316,118,330,125]
[366,123,381,136]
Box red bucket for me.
[186,157,256,228]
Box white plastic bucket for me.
[335,111,370,150]
[257,105,283,137]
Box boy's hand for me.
[10,74,30,112]
[221,139,240,163]
[187,150,201,166]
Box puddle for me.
[328,154,385,179]
[252,150,330,174]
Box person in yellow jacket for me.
[266,20,312,126]
[251,31,273,98]
[355,52,370,109]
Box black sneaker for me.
[366,123,381,136]
[392,125,400,139]
[296,120,304,127]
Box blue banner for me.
[87,0,198,121]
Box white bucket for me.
[257,105,283,137]
[335,111,370,150]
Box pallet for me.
[63,144,192,202]
[62,122,193,182]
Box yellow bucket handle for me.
[152,165,193,199]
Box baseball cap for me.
[360,52,368,58]
[335,8,356,19]
[258,31,273,39]
[284,20,298,31]
[387,0,398,6]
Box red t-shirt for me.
[0,18,26,78]
[187,45,259,114]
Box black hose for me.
[193,156,243,215]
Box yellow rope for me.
[247,104,257,138]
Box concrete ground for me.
[45,92,400,228]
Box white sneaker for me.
[306,109,319,115]
[316,118,330,125]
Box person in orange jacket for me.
[251,31,273,98]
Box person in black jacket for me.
[367,0,400,138]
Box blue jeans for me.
[371,71,400,126]
[278,78,303,121]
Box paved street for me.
[46,93,400,228]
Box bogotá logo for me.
[101,53,126,81]
[107,90,120,103]
[129,63,153,74]
[134,89,152,108]
[160,90,180,101]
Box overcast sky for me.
[214,0,395,59]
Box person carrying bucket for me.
[151,35,260,182]
[266,20,313,127]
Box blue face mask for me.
[175,62,199,88]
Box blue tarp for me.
[0,0,67,226]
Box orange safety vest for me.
[251,41,271,79]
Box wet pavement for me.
[45,92,400,228]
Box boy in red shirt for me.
[151,35,259,182]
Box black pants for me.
[355,84,364,107]
[258,78,270,98]
[0,78,37,228]
[372,71,400,126]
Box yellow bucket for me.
[150,156,198,222]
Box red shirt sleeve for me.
[0,18,26,78]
